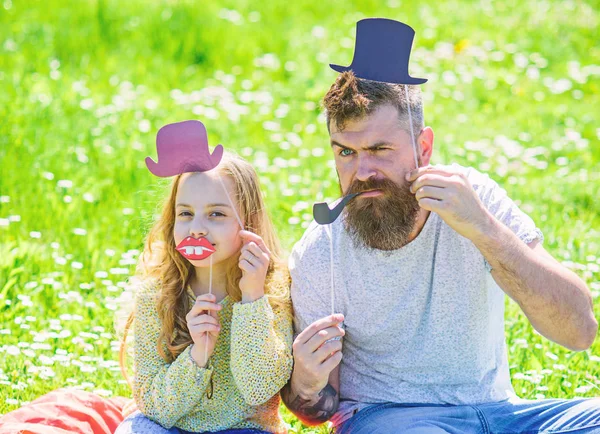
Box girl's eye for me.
[210,211,225,217]
[340,148,354,157]
[178,211,192,217]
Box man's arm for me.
[472,217,597,351]
[407,165,598,352]
[281,366,340,425]
[280,315,345,425]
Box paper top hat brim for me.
[329,64,427,85]
[145,120,224,178]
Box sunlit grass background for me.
[1,0,599,431]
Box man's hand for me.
[291,314,345,397]
[406,165,492,242]
[281,314,344,425]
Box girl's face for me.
[173,171,243,268]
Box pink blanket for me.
[0,388,133,434]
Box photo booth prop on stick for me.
[146,119,245,365]
[314,18,428,316]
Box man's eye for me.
[340,148,354,156]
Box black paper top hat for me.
[330,18,427,85]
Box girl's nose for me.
[191,228,207,238]
[190,220,208,238]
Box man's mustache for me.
[347,177,402,195]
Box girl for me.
[116,147,293,434]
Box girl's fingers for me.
[189,323,220,334]
[241,249,257,264]
[238,259,256,273]
[188,314,220,328]
[246,242,269,264]
[195,293,217,302]
[187,301,222,321]
[239,231,272,256]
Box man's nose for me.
[355,154,377,182]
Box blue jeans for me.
[336,398,600,433]
[114,411,272,434]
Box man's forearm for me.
[472,215,597,351]
[281,381,339,426]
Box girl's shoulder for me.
[131,276,162,304]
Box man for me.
[281,18,599,433]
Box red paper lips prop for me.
[176,236,216,261]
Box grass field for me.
[1,0,599,432]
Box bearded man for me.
[281,19,599,434]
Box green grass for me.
[1,0,599,431]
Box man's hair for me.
[322,71,424,134]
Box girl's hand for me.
[187,293,221,367]
[238,230,271,303]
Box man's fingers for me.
[406,165,457,182]
[414,185,446,201]
[296,315,345,345]
[305,326,345,353]
[417,197,446,212]
[409,173,455,193]
[313,339,343,363]
[320,350,343,373]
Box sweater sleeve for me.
[132,284,213,428]
[229,296,293,406]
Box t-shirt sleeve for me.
[289,235,333,335]
[465,165,544,245]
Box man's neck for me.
[407,209,431,244]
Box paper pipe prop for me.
[313,192,361,225]
[145,119,244,364]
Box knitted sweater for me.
[132,281,293,433]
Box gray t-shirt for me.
[289,164,544,427]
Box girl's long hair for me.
[117,151,291,387]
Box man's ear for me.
[418,127,434,166]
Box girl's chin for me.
[187,256,218,266]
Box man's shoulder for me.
[289,220,330,269]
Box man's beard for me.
[343,177,421,251]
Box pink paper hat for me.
[145,120,224,177]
